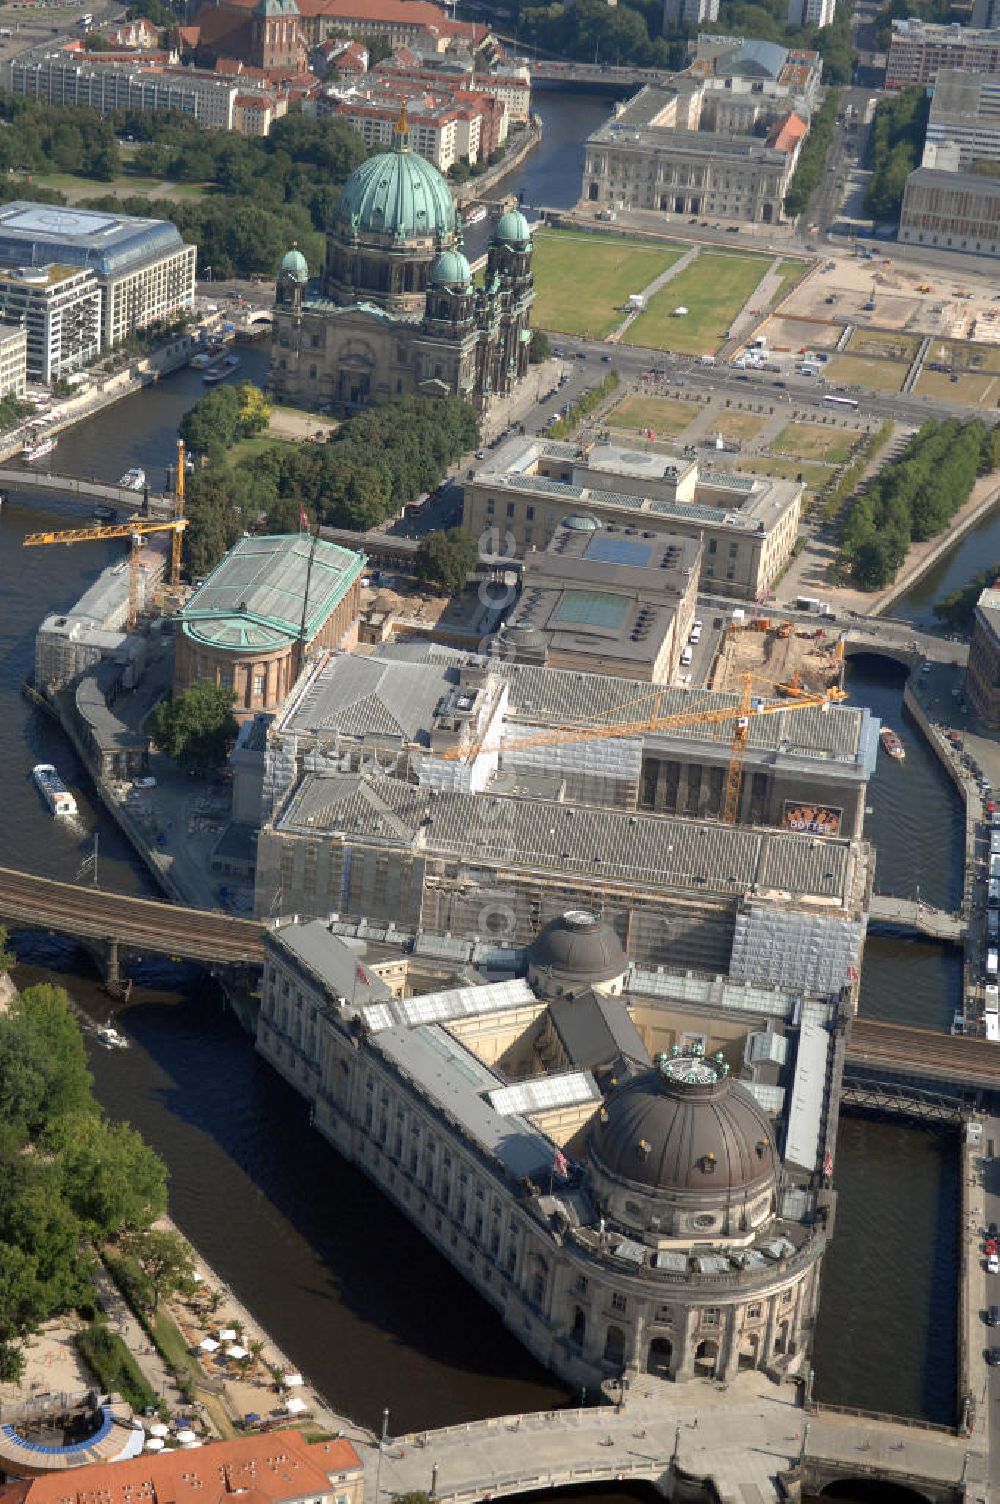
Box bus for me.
[823,394,859,410]
[986,983,999,1015]
[988,947,998,977]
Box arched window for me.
[569,1306,586,1349]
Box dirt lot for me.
[713,619,843,697]
[776,253,1000,345]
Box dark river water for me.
[0,93,972,1439]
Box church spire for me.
[392,101,410,152]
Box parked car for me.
[988,1253,1000,1274]
[988,1304,1000,1326]
[988,1348,1000,1366]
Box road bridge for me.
[0,468,173,516]
[0,865,263,970]
[364,1380,973,1504]
[868,894,966,943]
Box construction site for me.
[712,614,846,700]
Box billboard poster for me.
[782,801,843,838]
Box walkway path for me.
[90,1263,183,1414]
[609,246,699,343]
[723,257,784,357]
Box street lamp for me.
[374,1408,390,1504]
[203,266,213,283]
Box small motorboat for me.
[880,727,905,760]
[96,1025,128,1050]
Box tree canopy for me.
[149,682,239,772]
[835,419,1000,590]
[864,89,929,223]
[180,394,479,576]
[0,981,168,1380]
[415,530,478,595]
[934,565,1000,631]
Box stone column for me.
[674,1305,698,1381]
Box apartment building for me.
[786,0,835,27]
[885,19,1000,88]
[0,265,101,382]
[0,322,27,397]
[663,0,719,27]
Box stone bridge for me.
[840,626,967,671]
[364,1377,975,1504]
[868,894,966,943]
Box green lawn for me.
[609,394,700,436]
[913,369,997,406]
[712,411,766,441]
[16,171,213,202]
[771,422,859,463]
[826,352,908,392]
[629,252,772,354]
[531,229,686,338]
[771,259,807,304]
[738,457,834,488]
[228,433,292,465]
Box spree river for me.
[0,94,968,1432]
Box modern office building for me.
[462,435,803,601]
[966,586,1000,729]
[898,161,1000,256]
[582,83,807,226]
[885,19,1000,88]
[271,110,533,412]
[923,68,1000,167]
[0,264,101,382]
[257,909,844,1388]
[173,533,366,720]
[0,202,196,351]
[0,320,27,397]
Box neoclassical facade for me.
[270,108,534,413]
[257,910,829,1390]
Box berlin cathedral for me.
[271,106,535,412]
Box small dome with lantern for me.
[430,249,472,288]
[279,245,309,282]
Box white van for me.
[680,646,694,668]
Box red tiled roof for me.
[9,1433,362,1504]
[767,111,808,152]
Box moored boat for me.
[880,727,905,760]
[97,1025,128,1050]
[32,762,77,816]
[118,466,146,491]
[22,434,56,463]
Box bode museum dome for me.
[270,106,534,413]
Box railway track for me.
[0,864,264,966]
[848,1017,1000,1088]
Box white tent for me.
[225,1345,249,1360]
[145,1438,165,1452]
[283,1397,307,1415]
[148,1424,169,1439]
[218,1327,237,1341]
[198,1337,220,1354]
[282,1373,304,1388]
[181,1440,203,1450]
[673,306,688,316]
[175,1430,197,1445]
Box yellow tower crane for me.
[23,517,187,629]
[23,439,189,629]
[443,671,847,826]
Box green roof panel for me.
[554,591,629,630]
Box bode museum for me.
[270,105,535,412]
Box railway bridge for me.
[0,865,263,981]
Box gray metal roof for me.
[548,991,651,1075]
[269,919,392,1004]
[783,1015,830,1172]
[278,771,860,906]
[373,1022,556,1179]
[286,652,460,744]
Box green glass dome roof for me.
[494,208,531,245]
[431,248,471,286]
[279,245,308,281]
[334,128,456,243]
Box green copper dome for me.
[279,245,308,281]
[494,209,531,245]
[431,248,471,286]
[334,119,456,243]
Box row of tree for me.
[836,419,1000,590]
[783,89,839,219]
[0,936,168,1381]
[863,88,929,223]
[180,391,479,576]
